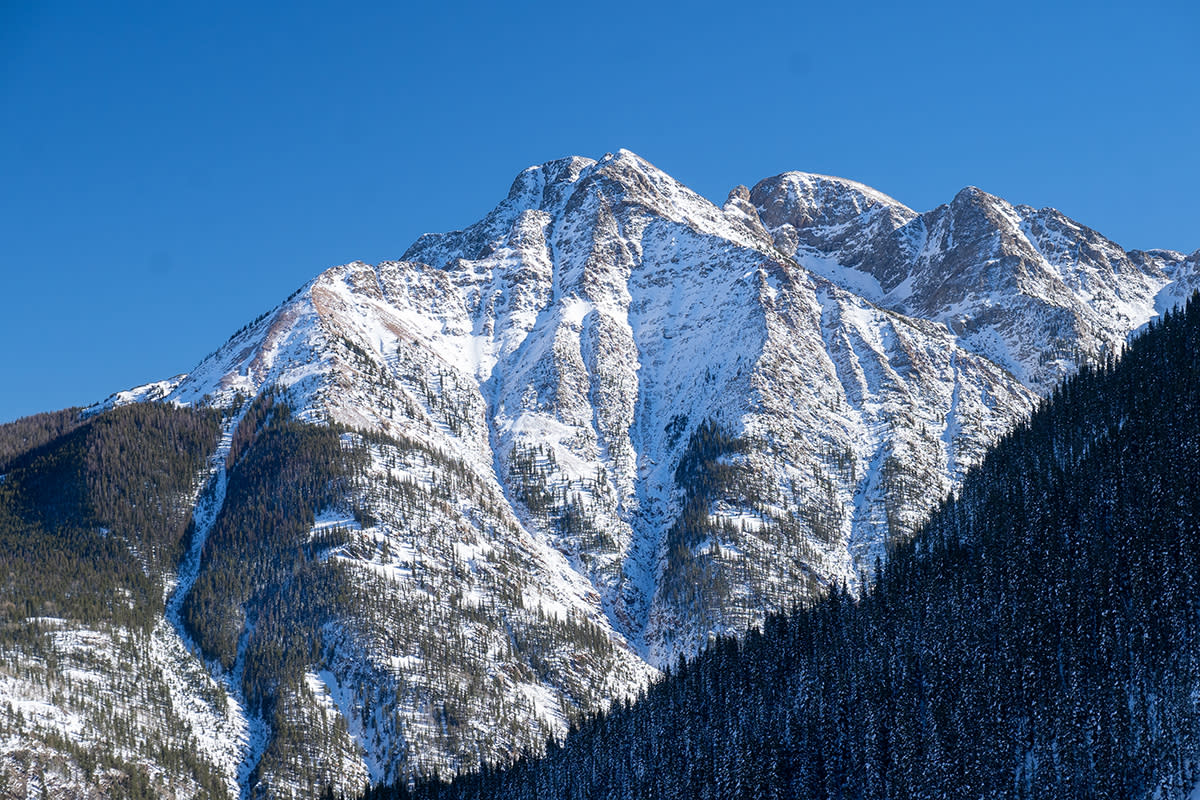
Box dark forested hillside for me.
[0,406,85,473]
[368,292,1200,800]
[183,392,386,793]
[0,402,227,798]
[0,403,221,628]
[183,393,366,680]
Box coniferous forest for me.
[0,402,227,798]
[359,295,1200,800]
[0,403,221,630]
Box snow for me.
[148,619,246,793]
[516,680,568,732]
[311,669,381,785]
[521,589,571,622]
[87,375,186,415]
[560,296,596,328]
[0,619,240,797]
[162,408,266,800]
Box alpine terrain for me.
[0,150,1195,799]
[378,278,1200,800]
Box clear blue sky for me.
[2,0,1197,423]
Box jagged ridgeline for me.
[372,293,1200,800]
[0,403,224,798]
[5,151,1198,798]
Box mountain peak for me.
[747,170,917,278]
[774,170,909,206]
[949,184,1008,212]
[749,171,916,255]
[585,148,701,206]
[505,155,596,202]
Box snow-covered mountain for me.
[5,149,1196,798]
[751,172,1198,391]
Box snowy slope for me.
[752,175,1200,392]
[20,149,1195,797]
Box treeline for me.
[0,402,220,630]
[363,295,1200,800]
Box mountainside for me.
[4,150,1197,798]
[751,172,1200,391]
[377,291,1200,800]
[0,404,234,799]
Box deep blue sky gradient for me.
[2,0,1197,422]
